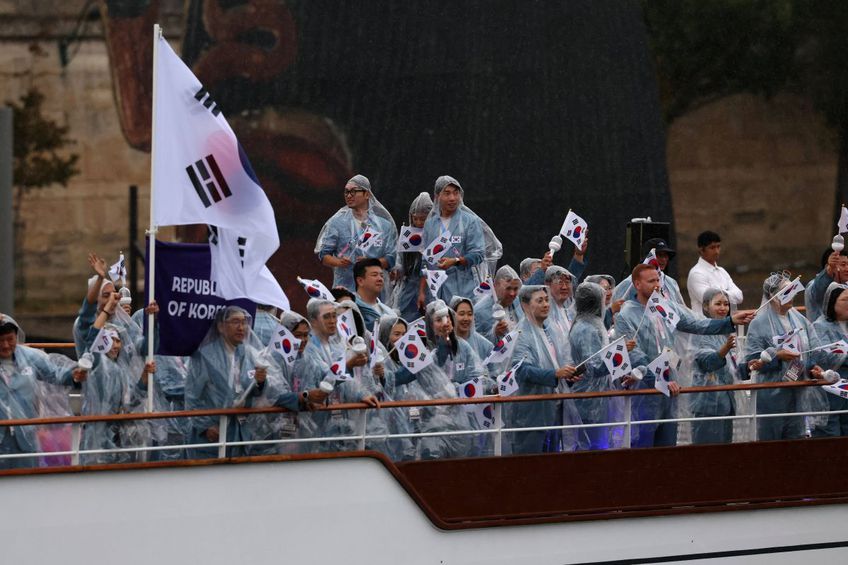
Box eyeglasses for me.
[343,188,367,197]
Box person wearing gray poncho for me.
[811,282,848,436]
[0,314,80,469]
[475,265,524,344]
[569,282,625,450]
[185,306,322,459]
[390,191,433,321]
[315,174,398,295]
[508,285,583,454]
[745,272,828,441]
[417,175,501,308]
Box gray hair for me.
[519,285,547,304]
[306,298,335,321]
[519,258,542,279]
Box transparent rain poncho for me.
[743,273,828,441]
[474,265,525,344]
[449,296,495,376]
[507,286,588,455]
[584,274,616,330]
[688,289,742,445]
[614,276,734,448]
[390,191,433,321]
[0,314,77,469]
[811,282,848,437]
[315,174,398,292]
[568,282,625,450]
[545,266,578,362]
[184,306,296,459]
[421,175,502,300]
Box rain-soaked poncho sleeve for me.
[805,269,833,322]
[72,298,99,356]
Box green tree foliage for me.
[7,88,80,193]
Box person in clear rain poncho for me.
[508,286,586,455]
[615,265,753,448]
[545,266,579,361]
[297,299,379,453]
[744,272,828,441]
[417,176,502,308]
[805,247,848,322]
[811,282,848,436]
[390,191,433,321]
[0,314,80,469]
[315,174,398,296]
[568,283,625,450]
[612,239,686,306]
[185,306,322,459]
[450,296,495,375]
[689,289,740,445]
[584,274,619,330]
[474,265,524,344]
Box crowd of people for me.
[2,173,848,469]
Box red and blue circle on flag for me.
[409,234,422,246]
[612,353,624,367]
[404,344,419,359]
[432,244,445,255]
[282,339,292,353]
[463,383,477,397]
[483,405,493,419]
[306,285,322,298]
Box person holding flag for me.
[568,282,626,450]
[805,244,848,321]
[544,265,579,359]
[689,289,741,445]
[615,264,754,448]
[509,285,585,455]
[315,175,398,297]
[584,274,620,330]
[297,299,379,453]
[450,297,496,375]
[811,282,848,437]
[390,192,433,321]
[475,265,524,343]
[523,235,588,286]
[612,238,686,306]
[417,176,489,308]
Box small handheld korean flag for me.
[356,224,381,253]
[602,339,631,381]
[471,403,496,430]
[839,206,848,234]
[108,252,127,286]
[423,232,452,265]
[484,328,520,365]
[646,289,679,330]
[329,356,353,382]
[643,248,660,268]
[396,331,435,374]
[91,327,118,354]
[409,317,427,340]
[297,276,334,301]
[776,277,804,305]
[497,357,524,396]
[473,276,495,301]
[824,340,848,356]
[337,309,358,340]
[823,379,848,400]
[269,323,300,367]
[458,376,485,412]
[423,268,448,297]
[649,349,675,397]
[773,328,802,354]
[559,210,588,248]
[397,225,425,252]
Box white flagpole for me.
[145,23,162,413]
[575,335,626,370]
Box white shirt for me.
[687,257,744,313]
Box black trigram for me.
[186,155,232,208]
[237,236,247,267]
[194,87,221,116]
[208,225,219,246]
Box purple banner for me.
[146,239,255,356]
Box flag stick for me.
[798,341,840,355]
[752,276,803,316]
[145,23,162,413]
[575,335,626,371]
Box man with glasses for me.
[314,175,397,296]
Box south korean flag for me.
[559,210,588,248]
[773,328,802,355]
[91,327,119,354]
[423,232,452,265]
[396,330,435,374]
[329,356,353,382]
[397,225,425,252]
[649,349,675,397]
[497,357,524,396]
[484,328,520,365]
[108,252,127,286]
[646,289,679,330]
[269,323,301,367]
[356,224,382,253]
[601,339,631,381]
[423,268,449,297]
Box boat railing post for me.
[623,396,632,449]
[217,414,228,459]
[71,423,81,466]
[494,403,503,457]
[356,408,367,451]
[751,388,758,442]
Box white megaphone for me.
[548,235,563,258]
[833,235,844,253]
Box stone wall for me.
[667,93,838,308]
